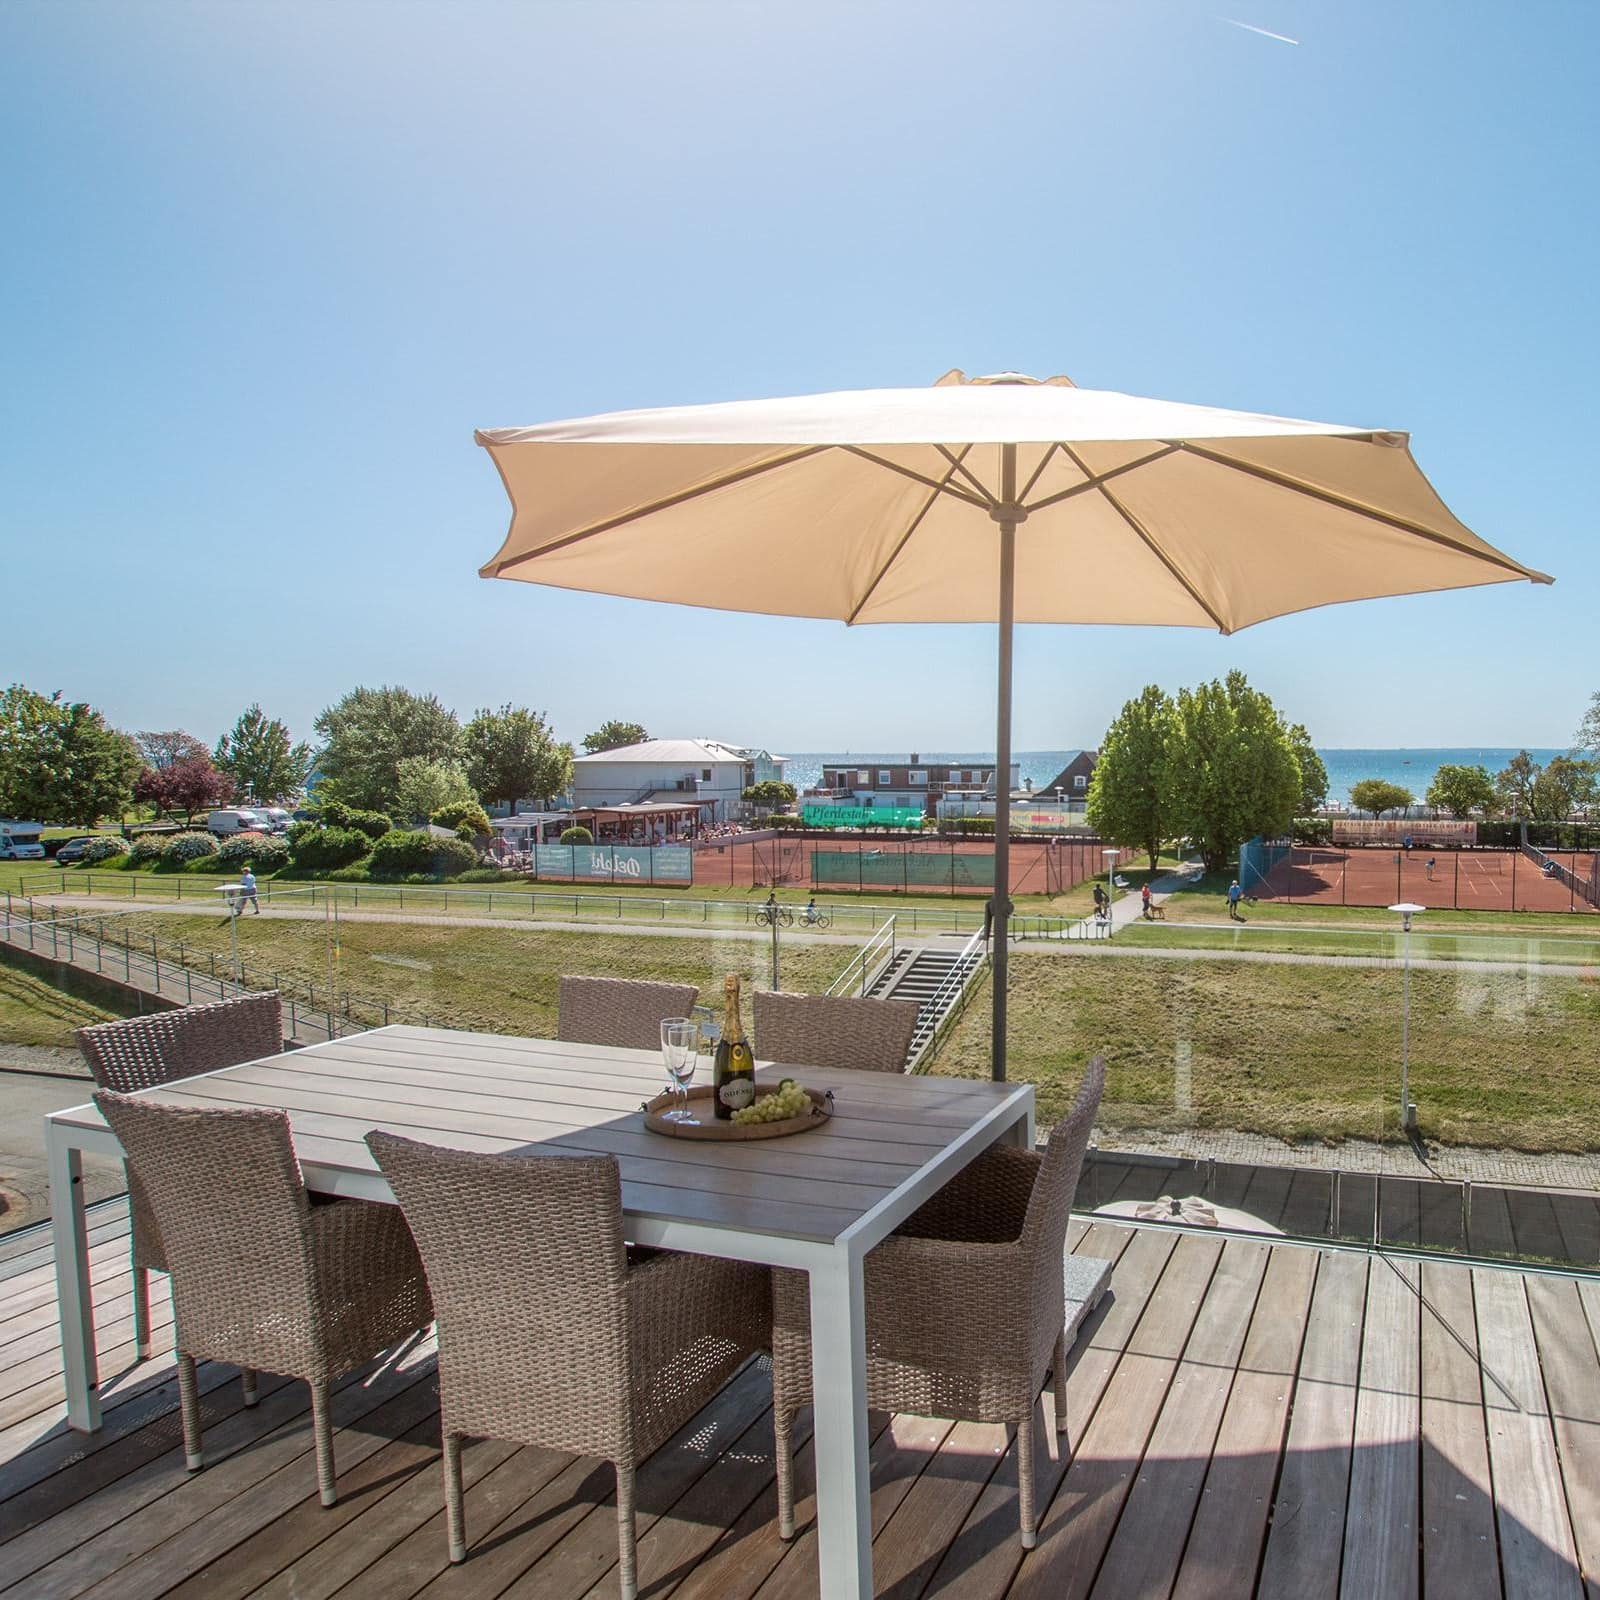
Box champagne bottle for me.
[712,974,755,1121]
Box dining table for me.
[45,1022,1035,1600]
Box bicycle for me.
[798,906,832,929]
[754,902,794,928]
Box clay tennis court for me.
[1254,846,1599,914]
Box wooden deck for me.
[4,1200,1599,1599]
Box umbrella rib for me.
[1021,444,1181,513]
[486,445,829,573]
[844,446,976,626]
[842,447,992,510]
[1057,443,1232,633]
[933,444,1000,505]
[1016,442,1062,504]
[1173,441,1550,580]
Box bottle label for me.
[718,1077,755,1111]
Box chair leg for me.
[444,1432,467,1563]
[177,1353,203,1471]
[1018,1405,1038,1549]
[775,1408,797,1541]
[616,1460,638,1600]
[241,1368,259,1407]
[133,1264,152,1360]
[1053,1325,1068,1433]
[310,1379,336,1507]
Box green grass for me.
[0,964,123,1049]
[931,949,1600,1153]
[1114,921,1600,966]
[77,914,849,1039]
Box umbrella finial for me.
[938,370,1077,387]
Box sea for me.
[779,749,1566,808]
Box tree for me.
[463,705,573,808]
[1165,672,1300,874]
[0,686,142,826]
[1425,763,1496,819]
[582,719,648,755]
[432,800,493,837]
[214,705,314,805]
[1349,778,1414,818]
[1531,756,1598,822]
[136,730,209,771]
[1576,691,1600,759]
[134,752,234,825]
[742,779,797,812]
[393,756,477,824]
[1494,751,1540,819]
[312,686,461,812]
[1286,724,1329,816]
[1085,685,1173,871]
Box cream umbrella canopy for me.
[476,370,1551,1079]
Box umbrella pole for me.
[991,445,1018,1082]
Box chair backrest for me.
[753,990,920,1073]
[76,992,283,1093]
[366,1132,631,1459]
[556,976,698,1053]
[1021,1054,1106,1260]
[94,1090,314,1363]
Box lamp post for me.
[1389,902,1425,1133]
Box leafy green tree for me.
[0,686,141,826]
[1286,724,1329,816]
[742,779,797,811]
[133,752,234,824]
[462,705,573,808]
[1531,756,1598,822]
[582,719,648,754]
[1165,672,1300,874]
[214,705,314,805]
[1085,685,1173,871]
[1577,691,1600,759]
[1494,750,1540,819]
[432,800,492,837]
[312,686,461,812]
[393,757,477,824]
[1425,763,1496,818]
[136,730,209,771]
[560,825,594,844]
[1350,778,1414,818]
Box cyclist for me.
[802,897,819,925]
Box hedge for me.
[367,829,477,880]
[80,836,129,863]
[289,826,373,871]
[216,832,291,870]
[162,831,218,864]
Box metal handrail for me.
[906,927,987,1072]
[826,916,897,996]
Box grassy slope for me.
[0,964,122,1049]
[931,950,1600,1152]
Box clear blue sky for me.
[3,1,1594,757]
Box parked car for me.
[0,820,47,860]
[207,809,273,837]
[52,836,100,863]
[256,807,293,833]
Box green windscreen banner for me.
[811,850,995,888]
[800,804,925,829]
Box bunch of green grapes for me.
[732,1077,812,1125]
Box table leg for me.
[48,1129,101,1431]
[809,1248,871,1600]
[1002,1098,1035,1149]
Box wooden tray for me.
[641,1082,834,1140]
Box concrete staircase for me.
[867,933,987,1070]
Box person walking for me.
[1092,883,1108,921]
[1141,881,1153,919]
[238,865,260,915]
[1226,879,1244,921]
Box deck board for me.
[3,1216,1598,1598]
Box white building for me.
[569,739,787,824]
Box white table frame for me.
[47,1031,1033,1600]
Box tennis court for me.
[1250,845,1599,914]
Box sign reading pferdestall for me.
[532,845,693,883]
[800,804,925,829]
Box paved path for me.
[0,1064,121,1236]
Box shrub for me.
[432,801,492,837]
[289,825,372,872]
[457,865,518,883]
[80,836,129,863]
[216,832,291,870]
[328,862,372,882]
[770,814,808,830]
[317,801,394,841]
[367,829,477,880]
[559,825,593,844]
[129,833,171,863]
[162,831,218,864]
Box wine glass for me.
[660,1018,699,1124]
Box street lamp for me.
[1389,902,1425,1133]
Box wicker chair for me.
[95,1091,432,1506]
[75,992,284,1359]
[770,1055,1106,1548]
[752,989,920,1073]
[366,1132,769,1597]
[556,975,698,1052]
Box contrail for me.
[1219,16,1301,44]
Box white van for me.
[207,809,271,837]
[0,820,47,860]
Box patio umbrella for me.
[475,369,1551,1079]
